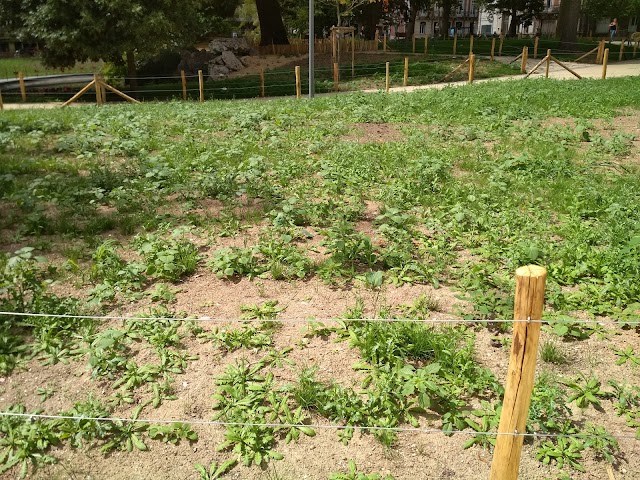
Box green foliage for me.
[328,460,395,480]
[536,437,586,472]
[213,358,314,466]
[148,423,198,444]
[0,405,59,478]
[563,375,609,409]
[540,339,568,365]
[134,232,199,281]
[194,459,238,480]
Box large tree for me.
[556,0,581,47]
[4,0,204,88]
[256,0,290,44]
[402,0,434,39]
[485,0,544,37]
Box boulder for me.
[220,51,244,71]
[178,50,216,76]
[209,64,230,79]
[208,38,251,56]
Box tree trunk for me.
[126,50,137,91]
[406,4,419,40]
[442,0,452,39]
[256,0,289,46]
[508,8,518,37]
[557,0,581,49]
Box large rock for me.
[209,64,230,79]
[208,38,251,56]
[178,50,216,76]
[220,51,244,71]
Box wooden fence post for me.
[333,63,339,92]
[383,34,387,53]
[602,48,610,79]
[352,35,355,78]
[545,49,551,78]
[412,34,416,54]
[403,57,409,86]
[424,36,428,55]
[18,72,26,102]
[491,37,496,61]
[468,54,475,84]
[533,36,539,59]
[94,74,102,106]
[181,70,187,100]
[619,40,625,61]
[260,68,265,97]
[453,33,457,56]
[521,47,528,74]
[295,66,301,99]
[100,75,106,104]
[489,265,546,480]
[499,34,504,56]
[469,34,474,54]
[0,88,3,111]
[385,61,390,92]
[198,70,204,103]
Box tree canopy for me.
[484,0,544,36]
[2,0,207,83]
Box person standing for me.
[609,18,618,43]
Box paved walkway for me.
[378,58,640,94]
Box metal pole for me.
[309,0,315,98]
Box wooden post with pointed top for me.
[94,74,102,106]
[18,72,26,102]
[545,49,551,78]
[385,61,390,92]
[403,57,409,86]
[198,70,204,103]
[491,37,496,61]
[602,48,610,79]
[489,265,546,480]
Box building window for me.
[419,22,426,35]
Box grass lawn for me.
[0,77,639,480]
[0,57,104,79]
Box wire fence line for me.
[0,412,638,441]
[2,311,638,325]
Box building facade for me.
[414,1,637,39]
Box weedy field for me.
[0,77,639,480]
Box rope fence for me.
[1,311,638,325]
[0,412,637,441]
[1,36,635,108]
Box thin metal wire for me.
[0,412,637,441]
[1,311,638,325]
